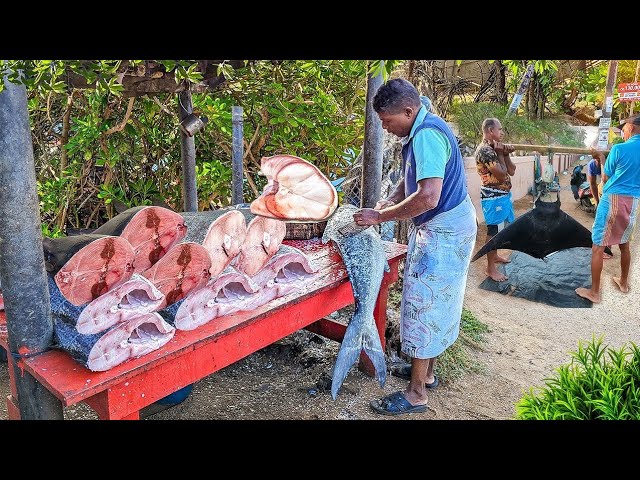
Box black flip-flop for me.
[370,391,428,416]
[390,365,439,388]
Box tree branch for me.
[60,90,75,174]
[104,97,135,136]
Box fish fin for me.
[330,342,361,400]
[330,314,387,399]
[361,320,387,388]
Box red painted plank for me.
[305,318,348,341]
[0,312,7,348]
[6,394,20,420]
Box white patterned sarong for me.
[400,195,477,359]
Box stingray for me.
[472,194,611,262]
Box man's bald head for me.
[482,118,504,142]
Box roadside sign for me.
[605,96,614,112]
[597,128,609,150]
[618,82,640,102]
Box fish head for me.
[322,204,377,244]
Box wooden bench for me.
[1,238,407,420]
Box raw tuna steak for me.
[123,207,187,273]
[180,209,249,277]
[250,244,318,288]
[53,312,175,372]
[43,234,114,274]
[141,242,211,309]
[233,215,287,276]
[250,155,338,221]
[54,236,135,306]
[76,274,165,334]
[170,266,259,331]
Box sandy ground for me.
[1,169,639,421]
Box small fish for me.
[322,204,389,399]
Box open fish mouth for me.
[217,282,258,304]
[127,321,173,345]
[274,263,316,284]
[118,288,160,309]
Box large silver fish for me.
[322,204,389,399]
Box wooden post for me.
[361,62,384,208]
[630,60,639,117]
[178,90,198,212]
[507,144,610,155]
[597,60,618,150]
[231,106,244,205]
[0,70,64,419]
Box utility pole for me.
[178,90,198,212]
[231,106,244,205]
[505,63,534,117]
[360,61,384,208]
[596,60,619,150]
[630,60,639,117]
[0,69,64,419]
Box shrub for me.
[449,102,585,150]
[515,336,640,420]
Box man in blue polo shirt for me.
[576,113,640,303]
[353,78,477,416]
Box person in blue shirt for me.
[353,78,477,416]
[576,113,640,303]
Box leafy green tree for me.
[10,60,372,235]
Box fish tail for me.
[330,313,387,399]
[361,319,387,388]
[330,339,361,400]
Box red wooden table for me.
[0,238,406,420]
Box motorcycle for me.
[570,163,596,214]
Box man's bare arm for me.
[354,177,442,225]
[502,151,516,176]
[587,173,600,204]
[382,177,406,206]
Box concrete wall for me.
[464,153,580,222]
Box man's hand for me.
[504,144,515,154]
[353,208,381,226]
[374,199,395,210]
[491,141,505,154]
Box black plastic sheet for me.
[478,247,593,308]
